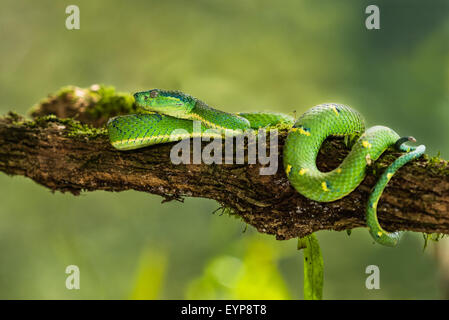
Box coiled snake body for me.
[107,89,425,246]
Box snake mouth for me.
[408,136,417,143]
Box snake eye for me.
[150,90,158,98]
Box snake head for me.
[133,89,196,118]
[394,136,417,152]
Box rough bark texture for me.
[1,86,448,240]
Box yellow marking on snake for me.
[299,168,308,175]
[372,202,377,209]
[335,168,342,174]
[285,164,292,176]
[377,231,383,237]
[111,132,222,146]
[362,140,372,149]
[331,105,339,116]
[387,173,393,180]
[365,154,372,165]
[321,181,330,192]
[298,127,311,136]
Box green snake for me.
[107,89,425,246]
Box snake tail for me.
[366,143,425,246]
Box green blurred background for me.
[1,0,448,299]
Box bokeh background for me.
[1,0,448,299]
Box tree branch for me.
[1,85,448,240]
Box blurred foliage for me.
[299,234,324,300]
[129,249,167,299]
[0,0,448,299]
[186,238,291,299]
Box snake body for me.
[107,89,425,246]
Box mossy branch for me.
[1,85,449,240]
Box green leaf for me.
[298,233,323,300]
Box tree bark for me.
[1,85,448,240]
